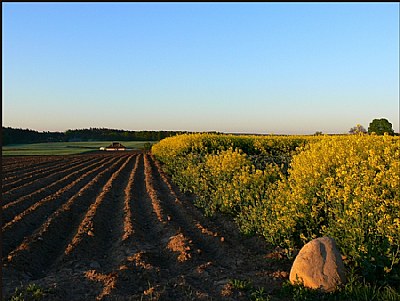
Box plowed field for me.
[2,152,290,300]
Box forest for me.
[1,127,188,145]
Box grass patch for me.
[2,141,157,156]
[227,274,400,301]
[229,278,253,291]
[228,278,271,301]
[8,283,49,301]
[279,277,400,301]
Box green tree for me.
[368,118,394,135]
[349,124,367,134]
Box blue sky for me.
[2,3,399,134]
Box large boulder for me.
[289,236,346,292]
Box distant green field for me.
[2,141,157,156]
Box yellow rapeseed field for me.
[152,133,399,282]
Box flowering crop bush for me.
[281,134,400,282]
[152,133,400,284]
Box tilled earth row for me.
[2,152,291,300]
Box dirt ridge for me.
[2,152,290,300]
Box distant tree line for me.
[348,118,396,136]
[64,128,188,142]
[2,127,188,145]
[2,127,66,145]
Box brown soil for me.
[2,152,291,300]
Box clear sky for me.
[2,2,399,134]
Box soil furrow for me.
[140,154,271,299]
[2,156,107,203]
[63,154,136,264]
[2,157,42,172]
[150,155,223,240]
[2,156,66,178]
[2,156,58,170]
[59,154,139,300]
[2,156,38,167]
[2,156,75,183]
[150,153,271,256]
[143,154,168,223]
[122,154,141,241]
[124,153,169,262]
[4,155,129,279]
[2,156,120,256]
[112,153,186,299]
[2,156,110,217]
[2,156,95,191]
[2,156,113,208]
[144,154,225,263]
[123,154,220,299]
[2,152,290,301]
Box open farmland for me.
[2,152,290,300]
[2,141,156,156]
[152,134,400,283]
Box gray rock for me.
[289,236,346,292]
